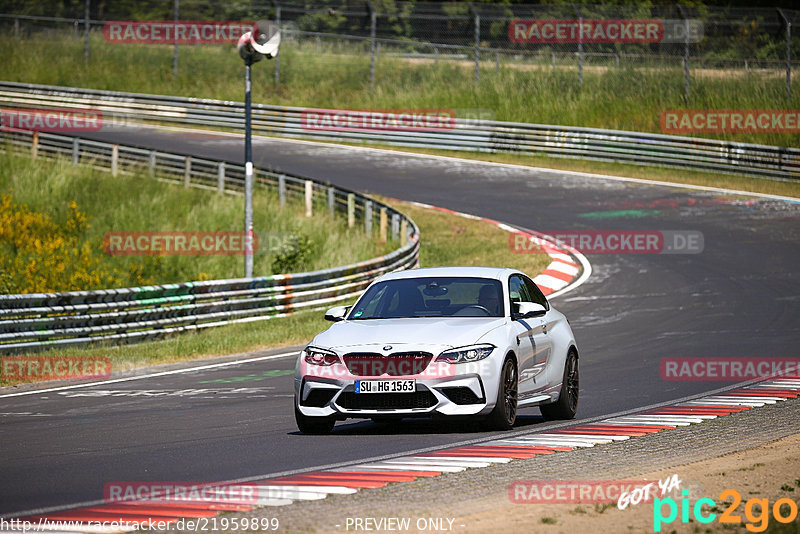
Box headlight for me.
[436,344,495,364]
[303,346,341,366]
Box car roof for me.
[377,266,521,282]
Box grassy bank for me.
[0,150,395,293]
[0,198,551,385]
[0,33,797,149]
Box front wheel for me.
[486,357,518,430]
[540,350,579,421]
[295,404,336,434]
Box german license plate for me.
[355,379,415,394]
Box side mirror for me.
[324,305,349,322]
[514,302,546,319]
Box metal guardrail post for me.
[14,16,18,38]
[347,193,355,228]
[84,0,89,66]
[148,151,156,177]
[173,0,179,79]
[304,180,313,217]
[365,200,372,236]
[678,5,691,103]
[273,0,281,85]
[778,9,792,100]
[72,138,79,165]
[471,4,480,84]
[217,161,225,193]
[367,1,376,91]
[391,213,399,241]
[278,174,286,205]
[111,144,118,176]
[379,208,387,243]
[327,186,335,214]
[184,156,191,187]
[572,4,582,88]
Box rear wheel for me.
[295,403,336,434]
[540,351,579,420]
[486,357,518,430]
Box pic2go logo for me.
[653,489,799,532]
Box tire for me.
[295,403,335,434]
[486,356,518,430]
[540,350,579,421]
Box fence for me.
[0,2,798,99]
[0,129,420,353]
[1,82,797,180]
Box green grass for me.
[0,197,551,386]
[0,149,395,293]
[1,32,798,149]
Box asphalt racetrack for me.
[1,126,798,517]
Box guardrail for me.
[0,129,419,353]
[1,81,796,180]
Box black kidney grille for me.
[343,352,433,376]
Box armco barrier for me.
[0,130,419,353]
[1,81,798,180]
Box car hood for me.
[311,317,507,353]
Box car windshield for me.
[348,277,504,319]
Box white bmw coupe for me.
[294,266,579,434]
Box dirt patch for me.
[454,433,800,533]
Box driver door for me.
[508,275,548,398]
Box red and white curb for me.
[9,377,798,532]
[396,200,591,299]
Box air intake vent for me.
[337,391,437,410]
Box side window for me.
[351,283,387,318]
[508,275,533,314]
[523,275,549,310]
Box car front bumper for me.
[295,371,499,419]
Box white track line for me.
[0,351,298,399]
